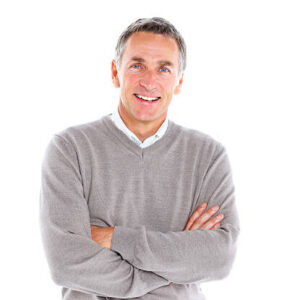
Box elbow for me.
[51,272,62,286]
[49,265,68,287]
[49,262,86,291]
[41,243,70,287]
[172,226,240,284]
[215,226,240,280]
[216,243,238,280]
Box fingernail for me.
[213,205,219,211]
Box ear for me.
[173,73,184,95]
[111,60,120,88]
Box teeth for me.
[136,94,159,101]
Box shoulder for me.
[52,114,111,147]
[170,119,225,153]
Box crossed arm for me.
[91,201,238,284]
[39,134,240,298]
[91,202,227,285]
[91,202,223,250]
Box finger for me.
[202,214,224,230]
[184,202,207,230]
[190,205,219,230]
[211,222,221,230]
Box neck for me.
[118,102,166,143]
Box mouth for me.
[134,93,161,103]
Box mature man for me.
[39,17,240,300]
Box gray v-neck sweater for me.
[39,113,240,300]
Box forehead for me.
[122,31,179,64]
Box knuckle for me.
[192,212,199,219]
[213,216,220,222]
[215,223,221,229]
[199,215,207,223]
[192,222,200,230]
[210,205,219,213]
[216,214,224,221]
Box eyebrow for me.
[129,56,175,67]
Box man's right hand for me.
[183,202,224,231]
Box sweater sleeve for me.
[111,143,240,284]
[39,134,169,299]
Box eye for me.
[160,67,169,73]
[132,64,141,69]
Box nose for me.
[139,70,157,91]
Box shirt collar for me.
[110,106,169,148]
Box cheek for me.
[123,75,140,90]
[161,81,177,95]
[159,75,177,88]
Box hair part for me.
[114,17,186,76]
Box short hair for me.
[114,17,186,76]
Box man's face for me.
[112,31,184,125]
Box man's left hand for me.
[91,225,114,249]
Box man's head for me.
[111,17,186,129]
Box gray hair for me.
[114,17,186,76]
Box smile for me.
[134,94,161,102]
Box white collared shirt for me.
[109,106,168,148]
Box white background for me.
[0,1,294,299]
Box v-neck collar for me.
[110,106,169,149]
[101,113,178,159]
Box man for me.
[39,17,240,300]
